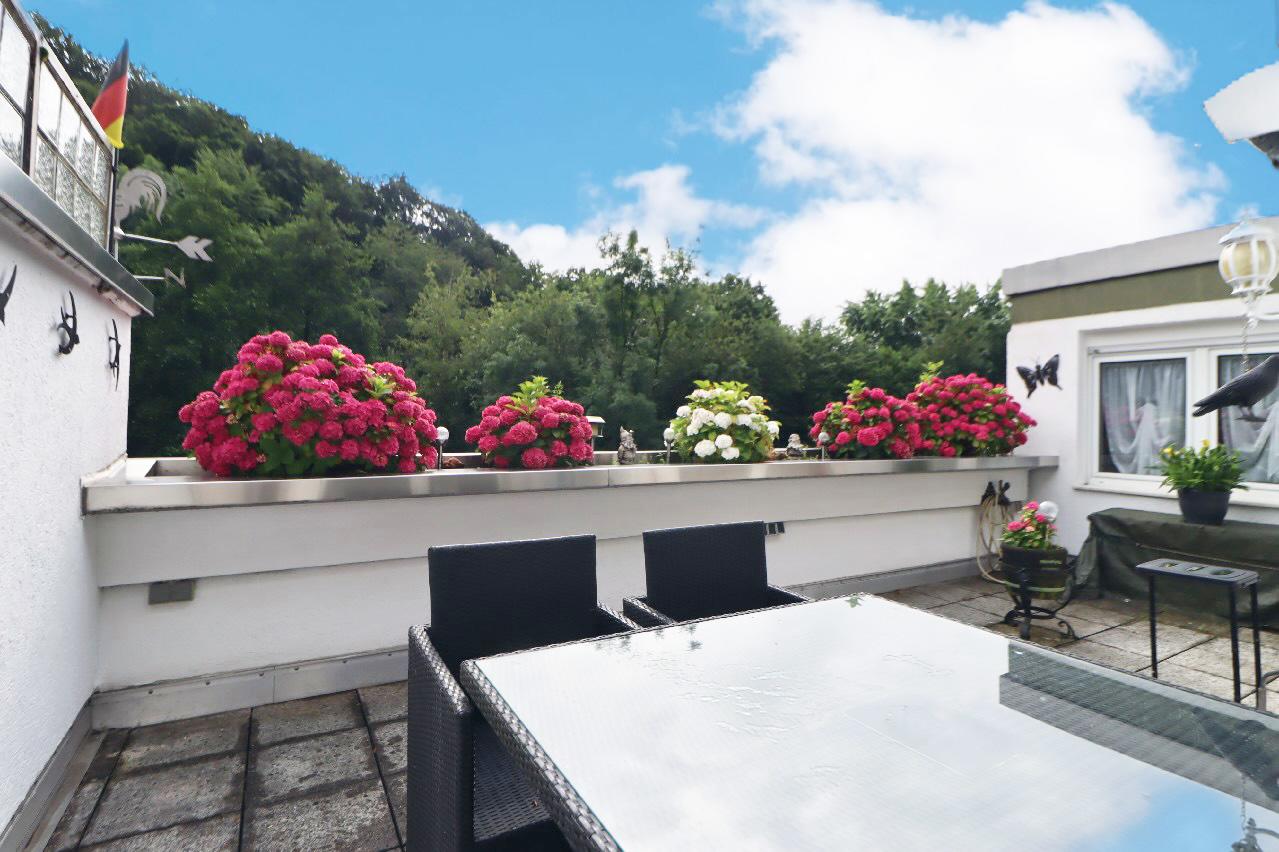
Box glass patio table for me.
[459,595,1279,851]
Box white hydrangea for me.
[736,413,753,426]
[692,389,712,399]
[721,446,741,460]
[676,405,691,417]
[767,421,780,436]
[686,422,701,437]
[691,408,714,425]
[694,439,717,457]
[715,433,733,449]
[713,411,733,429]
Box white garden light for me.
[1219,220,1279,299]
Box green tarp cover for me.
[1076,508,1279,628]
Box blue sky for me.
[32,0,1279,320]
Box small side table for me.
[1135,558,1262,704]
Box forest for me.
[39,16,1009,455]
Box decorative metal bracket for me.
[56,291,78,354]
[134,267,186,289]
[115,228,212,262]
[107,318,122,389]
[0,265,14,325]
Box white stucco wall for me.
[0,221,133,828]
[88,464,1037,691]
[1007,296,1279,551]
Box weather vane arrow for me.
[114,228,213,263]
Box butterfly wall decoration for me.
[0,265,14,325]
[1016,354,1060,397]
[107,319,122,389]
[57,291,79,355]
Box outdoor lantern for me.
[1037,500,1059,522]
[1219,220,1279,298]
[434,425,450,470]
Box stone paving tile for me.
[359,681,407,725]
[115,710,247,774]
[1059,600,1145,628]
[987,621,1076,648]
[1057,639,1148,673]
[371,720,407,776]
[385,772,406,839]
[79,813,240,851]
[912,581,987,604]
[1161,636,1279,685]
[249,726,378,805]
[930,601,996,627]
[80,753,243,846]
[253,691,363,748]
[958,593,1014,618]
[46,730,129,851]
[1139,662,1248,703]
[879,588,949,609]
[1085,623,1213,661]
[242,779,399,852]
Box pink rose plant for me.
[464,375,594,469]
[179,331,439,477]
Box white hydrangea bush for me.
[667,380,780,464]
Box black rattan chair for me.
[622,521,807,626]
[408,535,634,852]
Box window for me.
[1217,353,1279,484]
[1098,358,1186,475]
[32,59,110,246]
[0,5,31,166]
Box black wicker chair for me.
[622,521,808,626]
[408,535,634,852]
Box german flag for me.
[91,41,129,149]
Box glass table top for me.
[464,595,1279,851]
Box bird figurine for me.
[0,265,14,324]
[616,427,639,465]
[1192,354,1279,420]
[785,433,805,459]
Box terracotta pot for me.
[1177,488,1230,526]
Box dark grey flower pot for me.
[1177,488,1230,526]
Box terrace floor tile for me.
[252,691,363,748]
[248,727,378,805]
[46,731,128,851]
[242,779,399,852]
[1138,662,1249,703]
[370,721,406,776]
[79,753,243,845]
[1161,636,1279,685]
[358,681,407,725]
[1056,639,1148,673]
[79,813,239,851]
[879,588,949,609]
[115,710,248,774]
[911,580,988,604]
[1085,623,1213,660]
[385,772,406,839]
[930,602,996,627]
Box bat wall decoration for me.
[56,291,78,355]
[1017,354,1060,397]
[107,318,122,389]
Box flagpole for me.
[107,147,119,258]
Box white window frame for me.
[1079,327,1279,508]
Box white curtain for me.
[1100,359,1185,475]
[1218,354,1279,484]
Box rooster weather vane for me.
[0,265,14,325]
[1016,354,1061,397]
[107,319,122,389]
[114,168,212,287]
[56,291,78,355]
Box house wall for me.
[0,220,133,832]
[1006,266,1279,552]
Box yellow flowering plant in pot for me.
[1159,441,1245,526]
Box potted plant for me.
[809,380,925,459]
[998,500,1069,600]
[463,375,595,469]
[1159,441,1245,525]
[179,331,440,477]
[668,380,780,463]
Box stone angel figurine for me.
[785,433,806,459]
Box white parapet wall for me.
[83,454,1054,725]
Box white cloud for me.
[719,0,1223,321]
[485,164,765,271]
